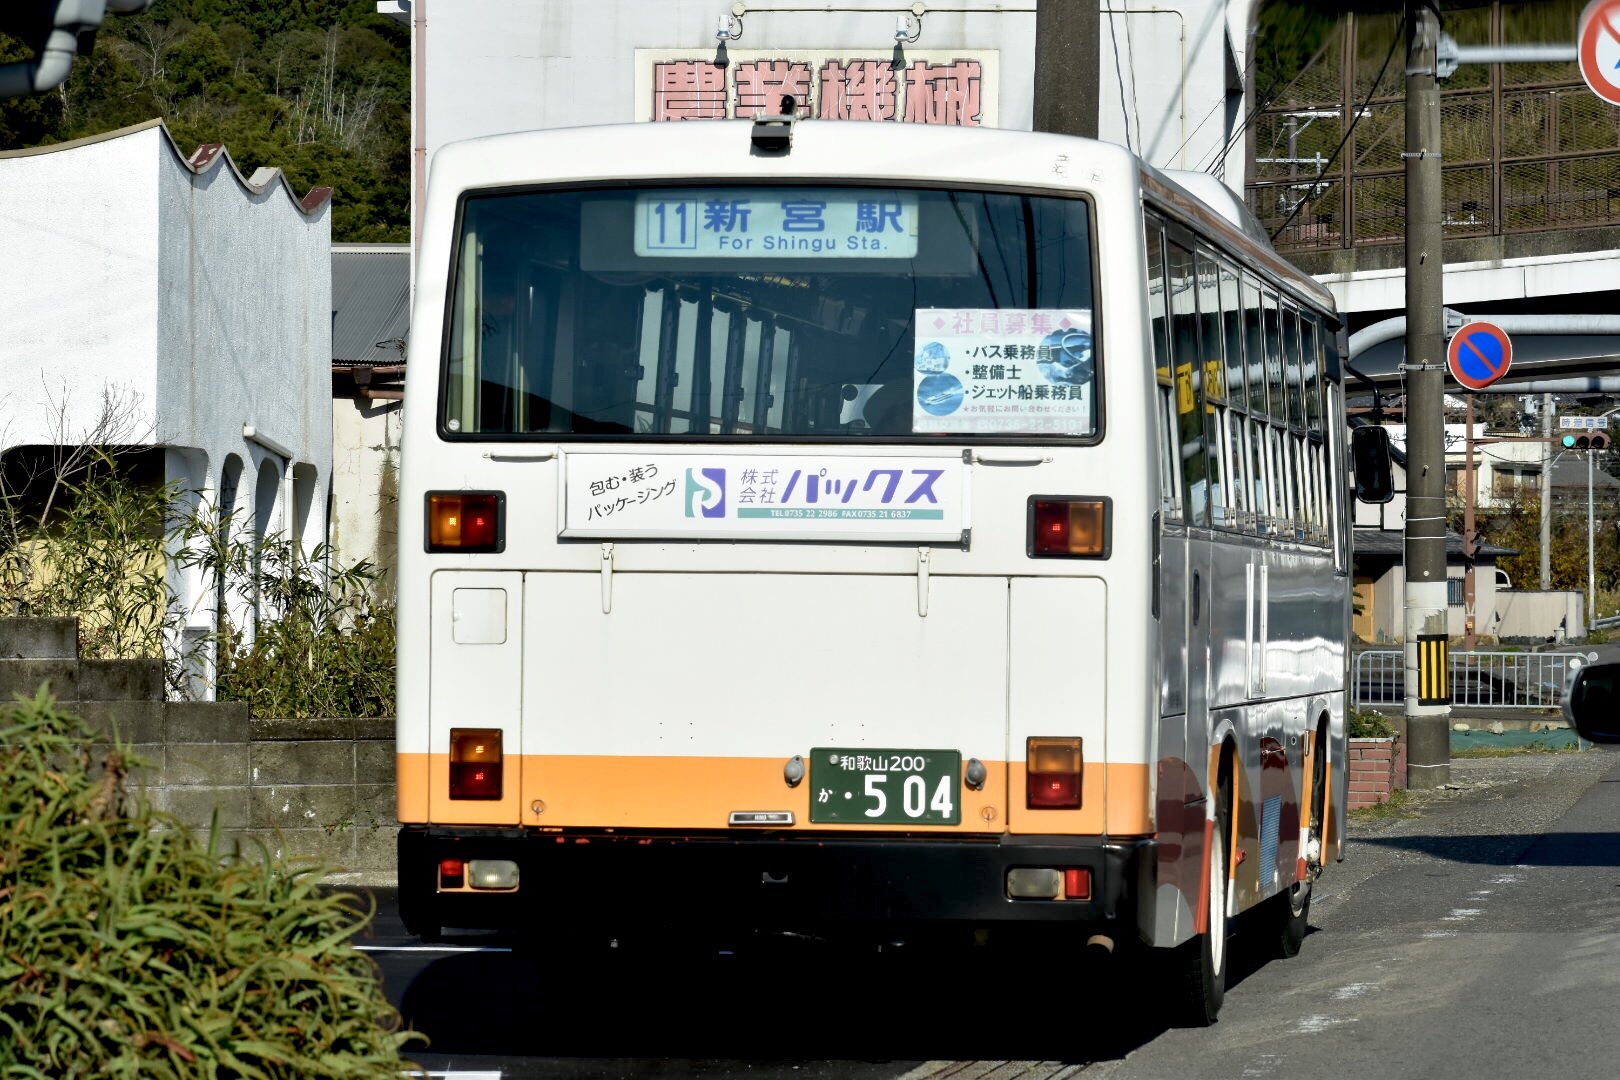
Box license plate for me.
[809,748,962,825]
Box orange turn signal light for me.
[1029,497,1109,557]
[427,492,503,553]
[1027,736,1083,809]
[449,728,502,800]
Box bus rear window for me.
[441,185,1098,440]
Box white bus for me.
[396,115,1351,1025]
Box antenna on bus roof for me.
[750,94,798,155]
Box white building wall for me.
[423,1,1035,153]
[1097,1,1253,182]
[330,398,402,595]
[416,1,1247,185]
[0,121,333,694]
[0,129,162,445]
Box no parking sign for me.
[1580,0,1620,107]
[1447,321,1514,391]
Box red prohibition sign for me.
[1580,0,1620,107]
[1447,321,1514,391]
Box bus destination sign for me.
[634,190,919,259]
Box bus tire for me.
[1171,771,1230,1027]
[1274,880,1310,958]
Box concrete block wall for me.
[1348,737,1407,810]
[1,617,396,883]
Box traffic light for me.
[0,2,152,100]
[1562,433,1612,450]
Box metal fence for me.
[1244,3,1620,255]
[1352,648,1587,710]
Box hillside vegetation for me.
[0,0,409,242]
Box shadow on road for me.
[1354,831,1620,868]
[388,926,1297,1065]
[396,943,1151,1062]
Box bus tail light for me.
[427,492,504,552]
[439,858,465,888]
[1027,736,1083,809]
[449,728,503,799]
[1028,497,1109,557]
[1064,867,1092,899]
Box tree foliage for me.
[0,0,408,242]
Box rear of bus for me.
[395,120,1163,946]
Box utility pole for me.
[1589,449,1597,628]
[1463,396,1477,649]
[1541,393,1552,590]
[1403,1,1451,790]
[1032,0,1099,138]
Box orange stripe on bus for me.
[404,754,1152,835]
[521,754,1007,832]
[398,752,429,823]
[1296,730,1317,882]
[1005,762,1151,835]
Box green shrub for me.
[182,528,396,719]
[0,691,422,1076]
[1349,708,1396,740]
[2,449,397,716]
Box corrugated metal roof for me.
[332,244,409,366]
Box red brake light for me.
[449,728,503,799]
[1027,736,1083,809]
[439,858,465,888]
[1029,498,1109,557]
[427,492,503,552]
[1064,867,1091,899]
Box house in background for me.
[0,119,332,694]
[329,243,408,591]
[1353,420,1585,643]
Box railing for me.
[1352,648,1587,710]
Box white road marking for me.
[1241,1053,1280,1077]
[1332,983,1377,1001]
[1292,1015,1354,1034]
[1443,908,1484,921]
[355,944,512,954]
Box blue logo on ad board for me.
[685,468,727,518]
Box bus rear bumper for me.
[398,825,1152,942]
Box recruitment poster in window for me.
[911,308,1095,436]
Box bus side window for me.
[1167,241,1206,526]
[1227,410,1249,531]
[1301,313,1324,435]
[1218,258,1250,532]
[1250,417,1271,534]
[1269,422,1291,538]
[1242,275,1268,419]
[1263,290,1288,432]
[1281,303,1307,432]
[1195,250,1226,528]
[1146,216,1180,521]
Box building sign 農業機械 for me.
[634,49,999,126]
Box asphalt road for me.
[358,747,1620,1079]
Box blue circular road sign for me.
[1447,321,1514,390]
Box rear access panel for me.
[520,572,1010,832]
[428,570,524,824]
